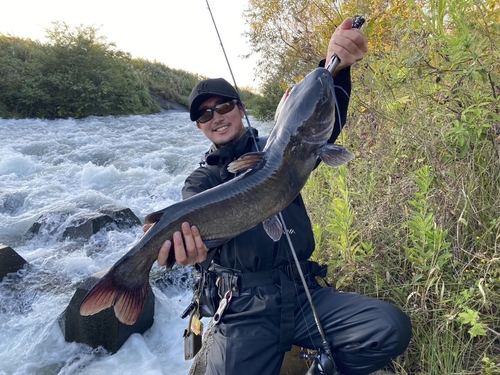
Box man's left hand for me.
[326,17,368,75]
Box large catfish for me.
[79,67,354,325]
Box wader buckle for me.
[215,270,241,298]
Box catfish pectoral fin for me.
[227,151,266,173]
[318,144,355,167]
[145,210,164,224]
[263,215,283,241]
[79,270,149,326]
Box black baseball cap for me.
[188,78,240,121]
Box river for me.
[0,111,271,375]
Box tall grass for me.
[303,0,500,373]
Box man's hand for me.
[142,222,209,267]
[326,17,368,75]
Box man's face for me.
[196,96,246,148]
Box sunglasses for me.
[197,99,238,123]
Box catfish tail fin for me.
[79,268,149,325]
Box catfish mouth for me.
[301,123,334,146]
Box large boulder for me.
[62,213,115,240]
[28,205,142,241]
[98,204,142,229]
[0,245,27,281]
[59,267,155,353]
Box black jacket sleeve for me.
[182,167,219,199]
[318,59,352,144]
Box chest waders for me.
[202,2,365,373]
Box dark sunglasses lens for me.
[197,110,213,123]
[197,100,237,123]
[216,101,236,115]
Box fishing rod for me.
[204,2,363,374]
[204,0,259,152]
[326,15,365,75]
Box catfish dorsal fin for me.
[227,151,266,174]
[318,144,355,167]
[263,215,283,242]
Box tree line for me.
[0,22,261,120]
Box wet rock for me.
[27,212,70,238]
[62,213,115,240]
[98,204,141,229]
[0,191,27,214]
[0,245,27,281]
[28,206,142,241]
[59,267,155,353]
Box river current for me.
[0,111,270,375]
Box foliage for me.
[0,25,261,119]
[247,74,285,120]
[243,0,344,119]
[0,23,161,119]
[129,58,201,108]
[271,0,500,373]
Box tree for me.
[2,22,159,119]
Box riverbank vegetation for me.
[245,0,499,373]
[0,22,258,119]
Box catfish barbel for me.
[79,67,355,325]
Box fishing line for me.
[280,212,333,356]
[203,3,363,374]
[203,1,326,332]
[204,0,259,152]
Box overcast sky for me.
[1,0,260,89]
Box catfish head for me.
[265,68,338,157]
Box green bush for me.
[0,23,161,119]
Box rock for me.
[149,93,188,111]
[0,191,26,214]
[27,212,70,237]
[28,206,142,241]
[98,205,141,229]
[59,267,155,353]
[62,213,115,240]
[0,245,27,281]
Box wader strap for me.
[279,270,295,352]
[208,261,327,352]
[210,261,327,297]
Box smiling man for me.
[188,79,246,148]
[152,18,412,375]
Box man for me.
[151,18,412,375]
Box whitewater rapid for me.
[0,111,270,375]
